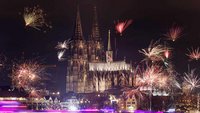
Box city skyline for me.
[0,0,200,93]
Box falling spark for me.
[57,50,65,61]
[183,69,200,94]
[139,40,170,62]
[164,26,183,42]
[11,60,45,93]
[115,19,133,35]
[98,77,106,92]
[24,6,49,30]
[56,39,71,50]
[186,47,200,61]
[167,71,182,90]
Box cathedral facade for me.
[66,6,105,93]
[66,6,133,93]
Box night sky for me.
[0,0,200,93]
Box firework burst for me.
[183,69,200,94]
[167,71,182,90]
[24,6,50,30]
[186,47,200,61]
[136,64,179,92]
[122,87,146,106]
[56,39,71,50]
[136,65,165,88]
[115,19,133,35]
[11,60,45,93]
[139,40,170,62]
[164,26,183,42]
[123,87,145,100]
[57,50,65,61]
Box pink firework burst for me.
[115,19,133,35]
[164,26,183,42]
[186,47,200,60]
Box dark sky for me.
[0,0,200,93]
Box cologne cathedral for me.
[66,6,133,93]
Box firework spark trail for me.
[159,74,178,91]
[164,26,183,42]
[24,6,49,30]
[164,49,170,59]
[11,61,45,93]
[139,40,170,62]
[56,39,71,50]
[174,80,182,89]
[29,88,40,97]
[115,19,133,35]
[98,77,106,92]
[93,72,111,92]
[186,47,200,60]
[57,50,65,61]
[166,70,182,90]
[183,69,200,93]
[123,87,145,104]
[163,47,173,67]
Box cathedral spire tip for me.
[74,5,84,40]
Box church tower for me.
[88,6,104,62]
[66,6,88,93]
[106,30,113,63]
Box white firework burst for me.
[183,69,200,93]
[139,40,169,62]
[57,50,65,61]
[56,39,71,50]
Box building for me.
[117,96,137,111]
[0,86,27,102]
[66,6,132,93]
[176,94,198,113]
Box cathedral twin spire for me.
[74,5,100,41]
[74,6,84,40]
[91,6,101,41]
